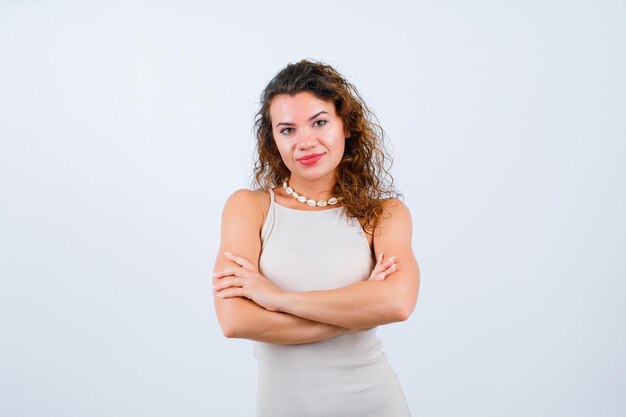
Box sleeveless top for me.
[253,188,411,417]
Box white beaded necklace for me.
[282,180,343,207]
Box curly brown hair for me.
[252,59,399,232]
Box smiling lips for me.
[297,153,324,166]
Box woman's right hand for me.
[213,252,287,312]
[368,254,397,281]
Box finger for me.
[217,269,260,284]
[374,258,394,274]
[374,256,395,273]
[224,252,258,271]
[370,265,387,280]
[370,263,382,275]
[369,260,387,280]
[212,268,239,279]
[371,271,387,281]
[216,288,247,299]
[214,265,255,279]
[382,256,396,267]
[383,263,397,277]
[372,263,397,281]
[213,277,245,292]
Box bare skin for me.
[212,92,420,343]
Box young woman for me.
[212,59,420,416]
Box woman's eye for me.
[314,119,328,127]
[280,127,294,135]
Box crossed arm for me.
[212,189,420,344]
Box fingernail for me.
[216,292,222,297]
[224,252,232,256]
[390,256,396,262]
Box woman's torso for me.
[253,188,410,417]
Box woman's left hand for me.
[213,252,285,312]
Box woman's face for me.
[269,91,347,182]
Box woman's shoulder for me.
[379,196,409,214]
[225,188,270,205]
[222,188,272,224]
[376,197,412,229]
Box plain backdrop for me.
[1,1,624,416]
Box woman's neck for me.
[286,174,337,201]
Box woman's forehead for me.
[269,92,336,124]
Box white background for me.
[1,1,624,416]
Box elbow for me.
[380,301,411,324]
[395,304,414,322]
[221,322,239,339]
[389,278,419,322]
[219,316,251,339]
[389,294,417,323]
[217,314,243,339]
[215,301,245,339]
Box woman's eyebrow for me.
[276,111,329,127]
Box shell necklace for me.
[282,180,343,207]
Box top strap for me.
[268,187,275,204]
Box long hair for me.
[252,59,399,232]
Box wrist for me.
[276,290,295,313]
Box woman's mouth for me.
[297,153,324,166]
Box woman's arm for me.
[274,199,420,329]
[215,297,351,344]
[213,189,351,344]
[215,198,420,330]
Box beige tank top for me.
[253,188,411,416]
[259,187,374,291]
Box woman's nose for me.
[298,134,317,149]
[296,130,318,150]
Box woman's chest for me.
[259,211,374,291]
